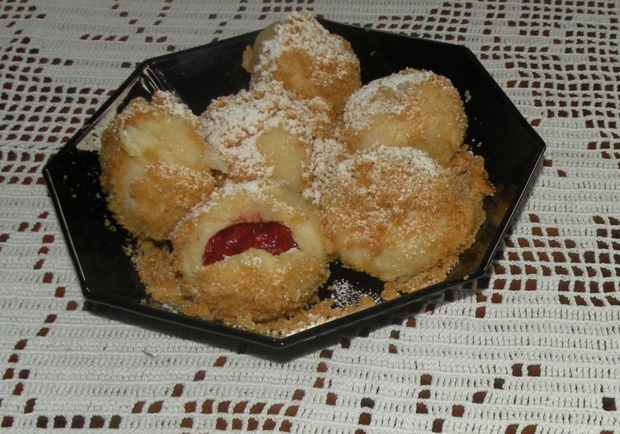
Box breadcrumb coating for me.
[101,13,495,336]
[320,145,493,282]
[242,10,361,113]
[99,91,217,241]
[138,180,330,324]
[342,69,467,164]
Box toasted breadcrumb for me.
[102,13,494,337]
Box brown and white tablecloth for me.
[1,1,619,432]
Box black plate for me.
[43,19,545,349]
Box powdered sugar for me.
[100,12,490,337]
[343,69,434,133]
[351,145,441,177]
[118,90,197,131]
[255,11,358,82]
[202,81,332,182]
[330,279,369,309]
[302,137,351,206]
[182,179,269,220]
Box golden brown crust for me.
[99,91,217,241]
[137,180,330,324]
[171,180,329,273]
[319,146,493,283]
[342,69,467,164]
[137,235,376,336]
[180,249,328,323]
[129,162,216,240]
[135,241,190,309]
[244,11,361,113]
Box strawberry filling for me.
[202,221,298,266]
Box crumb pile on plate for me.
[98,11,494,336]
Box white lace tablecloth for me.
[1,1,619,433]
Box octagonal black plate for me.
[43,19,545,350]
